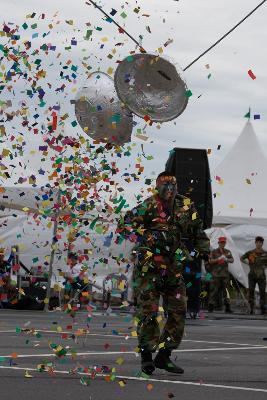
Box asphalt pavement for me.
[0,308,266,400]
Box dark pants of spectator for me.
[183,258,202,314]
[209,277,230,307]
[248,273,266,309]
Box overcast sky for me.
[1,0,267,206]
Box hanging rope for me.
[85,0,146,52]
[183,0,266,71]
[86,0,266,71]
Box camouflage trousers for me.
[248,273,266,308]
[209,277,230,307]
[133,263,186,353]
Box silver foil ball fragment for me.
[75,72,133,145]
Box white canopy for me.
[212,121,267,226]
[0,157,58,214]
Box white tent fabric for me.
[0,162,58,214]
[212,121,267,226]
[0,210,54,269]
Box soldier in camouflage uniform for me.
[208,237,234,313]
[240,236,267,315]
[117,171,210,375]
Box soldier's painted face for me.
[156,175,177,201]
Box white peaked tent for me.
[206,121,267,289]
[213,121,267,226]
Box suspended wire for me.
[85,0,146,52]
[183,0,266,71]
[86,0,266,72]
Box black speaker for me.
[165,148,213,229]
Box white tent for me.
[212,121,267,226]
[206,121,267,289]
[0,155,58,213]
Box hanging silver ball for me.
[114,54,188,122]
[75,72,133,145]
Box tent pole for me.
[44,190,61,311]
[232,275,250,312]
[44,102,63,311]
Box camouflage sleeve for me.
[116,201,147,242]
[256,252,267,267]
[240,251,250,263]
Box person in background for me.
[0,248,10,273]
[183,257,202,319]
[240,236,267,315]
[64,253,87,304]
[208,237,234,313]
[117,171,210,375]
[0,248,11,307]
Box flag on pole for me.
[244,108,251,119]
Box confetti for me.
[248,69,256,80]
[25,370,33,378]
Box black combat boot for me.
[225,304,233,313]
[154,349,184,374]
[141,350,155,375]
[250,307,254,315]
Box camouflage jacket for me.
[117,194,210,259]
[241,249,267,278]
[209,247,233,278]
